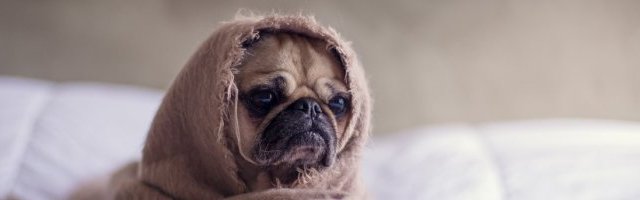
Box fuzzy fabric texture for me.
[109,14,372,199]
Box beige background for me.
[2,0,640,134]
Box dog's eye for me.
[251,90,275,108]
[328,96,349,116]
[243,88,282,117]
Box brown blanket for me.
[109,14,372,199]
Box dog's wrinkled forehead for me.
[236,32,347,99]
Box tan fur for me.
[234,33,349,169]
[104,14,372,200]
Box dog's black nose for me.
[290,97,323,118]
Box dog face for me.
[235,32,350,181]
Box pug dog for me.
[234,32,351,189]
[87,15,371,200]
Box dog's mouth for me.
[253,110,337,170]
[253,127,335,184]
[254,129,333,168]
[275,131,328,166]
[250,98,338,185]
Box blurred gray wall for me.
[2,0,640,134]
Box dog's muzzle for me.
[254,97,337,168]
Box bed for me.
[2,76,639,200]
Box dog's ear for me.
[242,30,275,49]
[241,31,261,49]
[330,48,347,77]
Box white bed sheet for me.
[1,76,640,200]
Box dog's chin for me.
[251,98,338,184]
[255,130,332,184]
[277,131,328,166]
[256,131,332,168]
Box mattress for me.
[1,76,639,200]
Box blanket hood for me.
[139,14,371,199]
